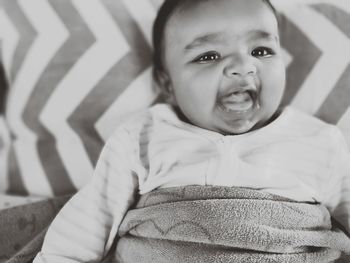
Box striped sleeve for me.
[33,127,139,263]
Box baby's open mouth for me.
[218,89,258,113]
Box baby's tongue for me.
[220,91,253,111]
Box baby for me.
[34,0,350,262]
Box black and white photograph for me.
[0,0,349,262]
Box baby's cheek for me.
[259,85,284,115]
[261,68,285,98]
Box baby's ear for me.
[153,69,177,105]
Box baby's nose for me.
[223,55,257,78]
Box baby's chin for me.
[217,118,258,135]
[212,106,259,135]
[215,107,282,135]
[218,109,282,135]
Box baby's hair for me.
[152,0,278,87]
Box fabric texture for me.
[114,185,350,263]
[0,0,349,196]
[0,0,158,196]
[0,194,71,263]
[33,104,350,263]
[0,186,350,263]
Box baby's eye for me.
[251,47,274,58]
[193,51,221,63]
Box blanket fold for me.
[115,185,350,263]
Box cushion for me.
[0,0,349,197]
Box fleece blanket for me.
[114,185,350,263]
[1,186,350,263]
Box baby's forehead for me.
[165,0,277,28]
[164,0,279,47]
[167,0,276,18]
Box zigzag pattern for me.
[273,0,350,144]
[0,0,349,196]
[0,0,155,196]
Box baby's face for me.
[162,0,286,135]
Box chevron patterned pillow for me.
[0,0,349,197]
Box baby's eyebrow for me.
[247,30,279,43]
[184,30,279,52]
[184,33,225,51]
